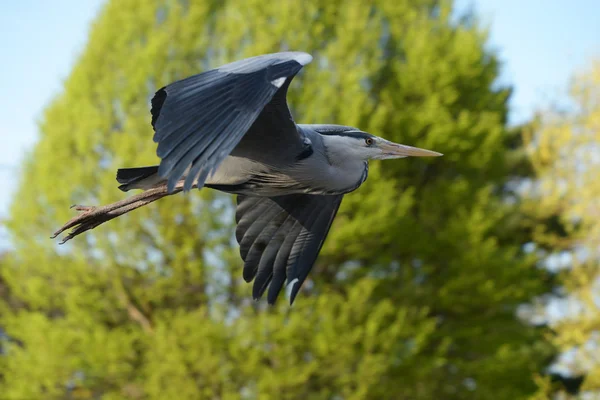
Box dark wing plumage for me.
[235,194,344,304]
[150,51,312,192]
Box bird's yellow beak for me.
[378,139,443,159]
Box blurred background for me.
[0,0,599,399]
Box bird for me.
[52,51,442,305]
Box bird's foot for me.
[51,185,180,245]
[51,204,117,244]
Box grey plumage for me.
[151,52,309,193]
[235,194,343,304]
[116,166,159,191]
[52,51,442,305]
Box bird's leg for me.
[51,184,183,245]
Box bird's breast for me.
[290,157,369,195]
[205,154,368,196]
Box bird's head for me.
[315,126,442,162]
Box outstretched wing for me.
[150,52,313,192]
[235,194,344,305]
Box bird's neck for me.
[320,135,369,193]
[320,135,364,167]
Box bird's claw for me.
[51,205,107,243]
[52,186,174,245]
[69,204,96,212]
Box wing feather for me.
[238,201,280,261]
[263,220,301,301]
[150,52,312,192]
[234,194,344,304]
[243,209,290,282]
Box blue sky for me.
[0,1,599,249]
[0,1,105,247]
[456,0,600,122]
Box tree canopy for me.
[1,0,553,398]
[525,59,600,398]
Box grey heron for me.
[52,51,442,304]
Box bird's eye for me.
[365,138,374,146]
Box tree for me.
[0,0,553,398]
[524,60,600,398]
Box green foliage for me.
[524,60,600,398]
[142,281,439,400]
[1,0,552,398]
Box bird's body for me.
[211,124,369,196]
[122,124,369,197]
[53,51,441,305]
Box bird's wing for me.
[235,193,344,304]
[150,51,313,192]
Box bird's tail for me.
[116,165,161,192]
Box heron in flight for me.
[52,51,442,304]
